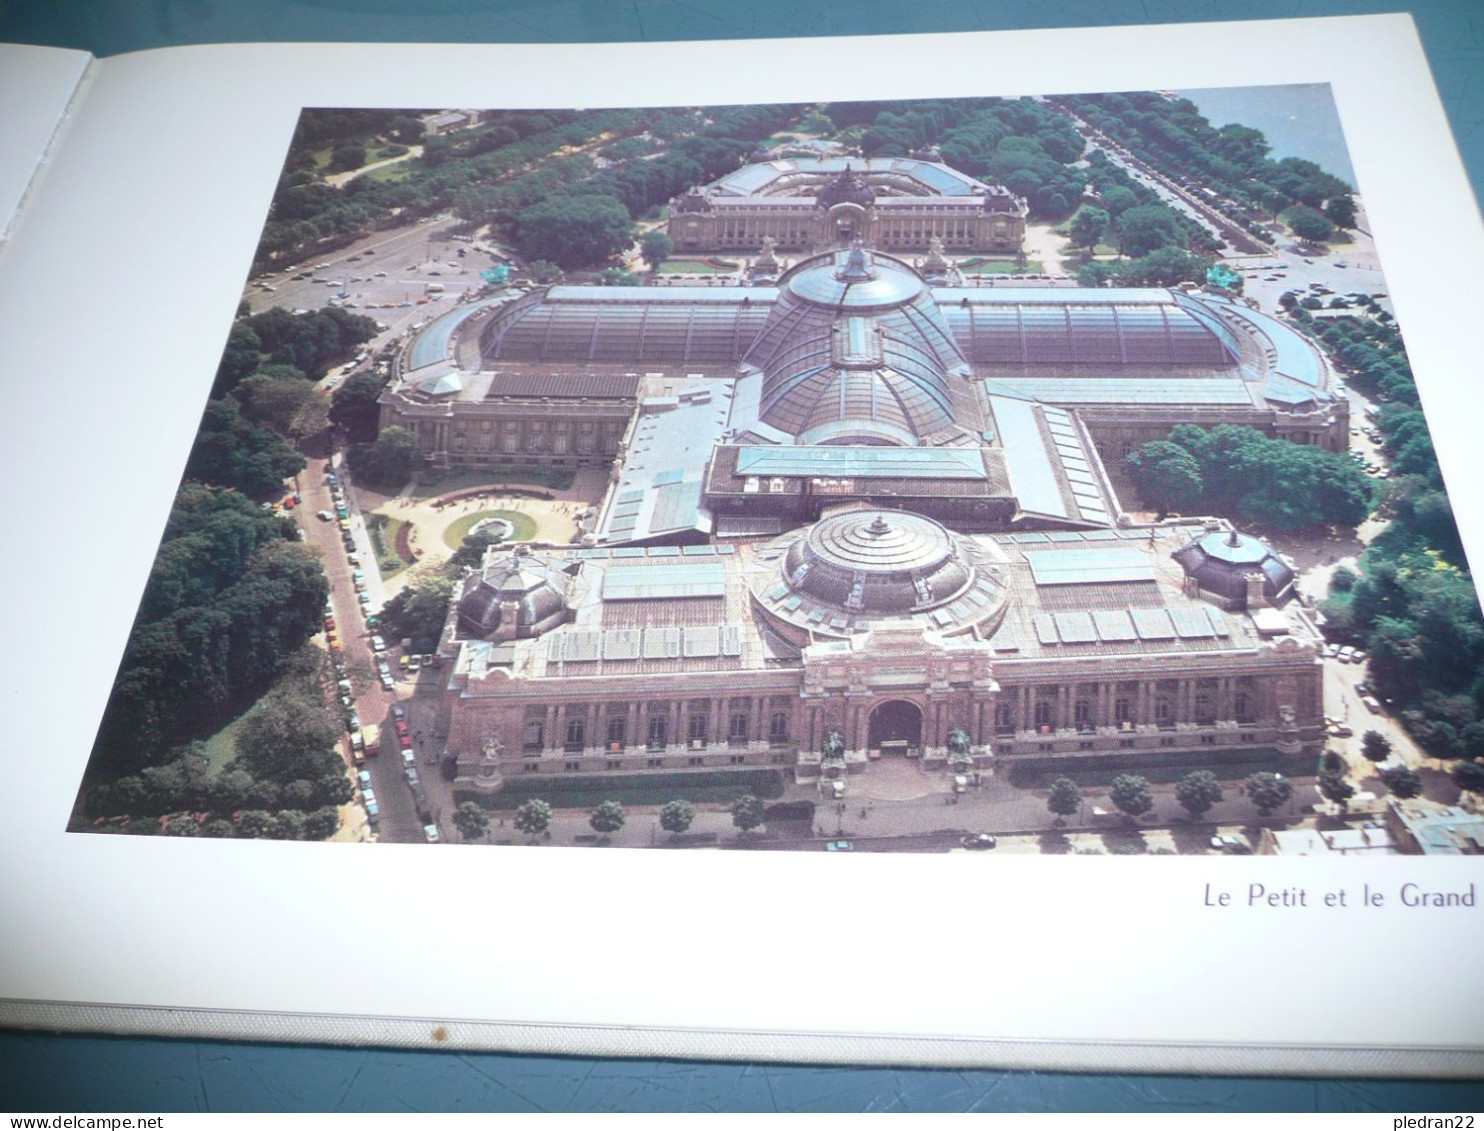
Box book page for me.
[1,17,1480,1070]
[0,44,93,248]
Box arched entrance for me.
[868,699,922,756]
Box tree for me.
[1068,206,1109,250]
[1380,764,1423,799]
[233,371,322,437]
[329,371,389,442]
[513,799,552,840]
[1108,774,1154,821]
[328,144,368,172]
[453,801,491,842]
[1450,759,1484,796]
[1046,777,1081,824]
[236,688,342,783]
[640,230,674,272]
[1126,441,1203,517]
[1287,204,1334,243]
[1361,730,1393,764]
[303,806,341,840]
[1319,772,1355,812]
[1323,194,1357,230]
[448,527,505,573]
[379,575,455,653]
[1116,204,1182,257]
[1174,770,1224,820]
[731,794,765,834]
[347,425,419,488]
[1244,771,1293,816]
[658,799,695,837]
[510,193,634,269]
[589,800,626,839]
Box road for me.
[244,214,506,367]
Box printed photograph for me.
[69,88,1484,858]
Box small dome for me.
[1173,528,1295,608]
[457,549,572,639]
[816,164,875,210]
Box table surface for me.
[2,0,1482,1113]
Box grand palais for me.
[375,159,1340,794]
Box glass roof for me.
[1024,547,1156,586]
[940,296,1240,368]
[733,446,985,479]
[602,562,727,601]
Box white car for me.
[371,635,387,653]
[402,749,416,768]
[423,824,440,843]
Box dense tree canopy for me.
[1125,440,1202,517]
[509,193,634,269]
[93,487,328,772]
[1139,425,1373,530]
[347,425,419,488]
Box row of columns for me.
[535,695,787,753]
[1008,677,1248,732]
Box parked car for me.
[316,510,334,521]
[402,748,416,767]
[423,824,440,843]
[960,833,998,850]
[371,636,387,653]
[391,705,406,721]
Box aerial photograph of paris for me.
[70,85,1484,859]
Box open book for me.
[1,15,1481,1077]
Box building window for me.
[1155,698,1172,726]
[1195,695,1214,725]
[565,761,580,771]
[1234,692,1252,723]
[523,762,540,773]
[1038,742,1053,753]
[1073,701,1092,730]
[999,744,1014,755]
[772,753,791,764]
[606,759,622,770]
[769,712,790,743]
[564,718,585,751]
[1160,737,1174,747]
[604,717,626,749]
[1201,735,1215,745]
[647,757,664,768]
[1119,739,1135,749]
[995,703,1015,734]
[688,756,704,767]
[1114,697,1132,724]
[647,716,668,750]
[1034,701,1052,729]
[729,755,745,765]
[729,713,749,742]
[522,722,544,751]
[688,715,708,747]
[1241,733,1256,743]
[1078,740,1094,750]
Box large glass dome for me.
[745,247,969,444]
